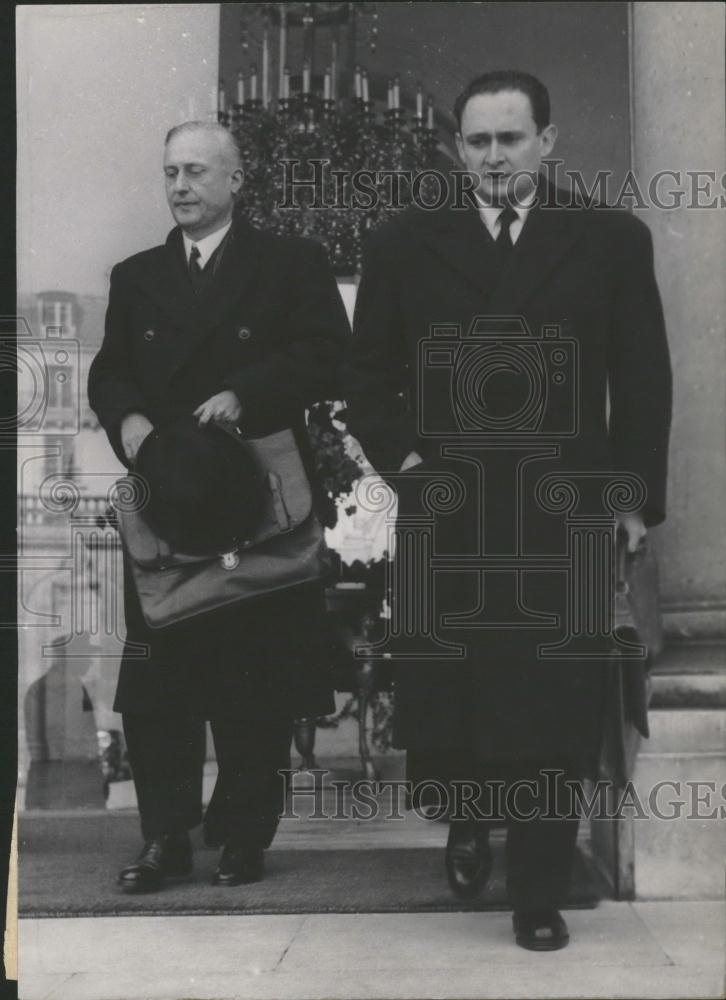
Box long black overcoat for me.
[345,182,672,768]
[88,218,351,720]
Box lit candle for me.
[324,68,331,101]
[237,71,245,106]
[427,96,434,129]
[362,69,369,104]
[218,81,226,113]
[302,60,311,94]
[283,65,290,100]
[416,83,423,120]
[331,36,338,100]
[250,65,258,101]
[392,76,400,110]
[354,64,362,99]
[278,7,287,99]
[261,28,269,107]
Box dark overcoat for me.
[88,217,351,720]
[345,181,672,769]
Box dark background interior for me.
[219,1,632,185]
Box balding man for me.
[88,122,350,892]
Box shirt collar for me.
[183,219,233,269]
[474,190,537,230]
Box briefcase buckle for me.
[220,550,240,570]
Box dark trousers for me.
[123,712,293,849]
[410,750,581,912]
[467,760,580,913]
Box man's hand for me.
[399,450,424,472]
[120,413,154,463]
[193,390,242,427]
[617,512,647,553]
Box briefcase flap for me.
[118,427,315,569]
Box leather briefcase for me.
[116,427,328,629]
[600,531,664,784]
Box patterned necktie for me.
[188,243,205,295]
[495,204,519,258]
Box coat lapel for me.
[133,217,262,372]
[139,227,198,334]
[487,189,588,314]
[420,181,588,315]
[421,203,500,301]
[195,218,261,336]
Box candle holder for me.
[383,107,407,129]
[422,127,438,151]
[228,86,439,275]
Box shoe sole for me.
[515,933,570,952]
[117,866,193,893]
[212,873,263,887]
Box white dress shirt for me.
[475,192,536,245]
[183,219,233,269]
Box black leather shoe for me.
[513,909,570,951]
[117,833,193,894]
[212,842,264,887]
[445,821,492,899]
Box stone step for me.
[650,642,726,708]
[629,707,726,900]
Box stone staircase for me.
[592,640,726,899]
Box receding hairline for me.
[164,121,242,167]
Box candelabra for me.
[217,2,442,276]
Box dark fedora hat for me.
[134,416,264,555]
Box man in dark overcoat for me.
[88,121,350,891]
[345,71,672,949]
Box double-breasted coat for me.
[345,180,672,770]
[88,217,351,721]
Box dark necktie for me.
[188,243,206,296]
[495,205,518,259]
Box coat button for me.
[143,329,155,341]
[237,326,251,340]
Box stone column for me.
[631,1,726,636]
[592,2,726,899]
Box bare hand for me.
[617,512,647,553]
[120,413,154,463]
[399,450,424,472]
[193,390,242,427]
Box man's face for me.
[455,89,557,204]
[164,130,243,239]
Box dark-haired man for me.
[346,71,671,950]
[89,121,350,892]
